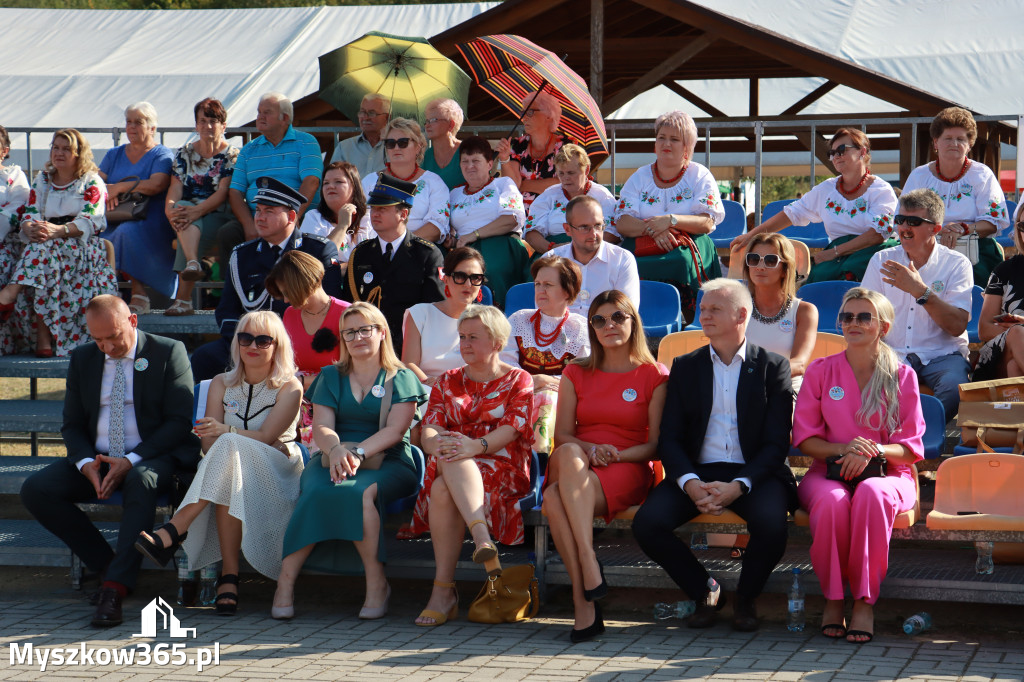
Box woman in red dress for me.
[544,289,668,642]
[410,305,535,627]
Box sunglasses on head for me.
[237,332,274,349]
[827,144,861,159]
[894,214,937,227]
[591,310,630,329]
[341,325,379,341]
[449,270,485,286]
[838,312,877,326]
[384,137,412,150]
[745,252,781,268]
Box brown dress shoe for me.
[91,587,123,627]
[687,592,727,629]
[732,594,759,632]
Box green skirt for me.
[471,234,530,309]
[621,232,722,314]
[972,237,1002,287]
[805,234,899,284]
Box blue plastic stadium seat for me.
[798,280,860,335]
[684,287,704,330]
[996,199,1017,249]
[953,444,1015,456]
[639,280,683,338]
[921,394,947,459]
[518,450,543,511]
[968,285,984,344]
[711,199,747,249]
[763,199,830,249]
[385,445,426,514]
[504,282,535,316]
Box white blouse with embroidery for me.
[360,169,451,241]
[499,308,591,374]
[902,162,1010,235]
[21,170,107,240]
[0,165,30,239]
[448,177,526,237]
[614,162,725,228]
[783,176,898,241]
[299,208,370,263]
[525,182,620,238]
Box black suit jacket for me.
[61,330,201,469]
[659,342,798,508]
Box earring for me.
[475,288,484,303]
[444,284,451,298]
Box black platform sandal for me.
[215,574,239,616]
[134,523,187,568]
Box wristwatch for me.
[351,446,366,461]
[479,437,488,453]
[229,426,238,434]
[915,287,932,306]
[668,214,678,227]
[737,480,750,495]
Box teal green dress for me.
[423,146,465,191]
[282,366,426,574]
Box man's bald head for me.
[85,295,137,358]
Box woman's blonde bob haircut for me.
[742,232,799,301]
[45,129,98,180]
[553,143,591,172]
[265,250,325,310]
[335,302,404,375]
[458,304,512,349]
[223,311,297,389]
[654,110,698,152]
[383,117,427,164]
[574,290,656,370]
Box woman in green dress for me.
[421,98,466,191]
[272,302,426,620]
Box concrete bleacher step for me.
[0,400,63,433]
[0,456,57,495]
[0,355,70,378]
[135,311,218,336]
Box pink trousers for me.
[797,465,917,604]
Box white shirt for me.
[783,176,898,241]
[77,331,143,470]
[677,339,752,492]
[903,161,1011,235]
[551,240,641,316]
[613,161,725,228]
[861,243,973,363]
[378,232,406,260]
[448,177,526,237]
[360,170,451,241]
[299,208,369,263]
[525,182,620,238]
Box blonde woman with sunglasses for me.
[741,233,818,391]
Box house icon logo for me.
[133,597,197,639]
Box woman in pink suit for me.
[793,287,924,644]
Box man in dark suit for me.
[20,295,200,627]
[345,173,444,354]
[633,278,796,632]
[190,176,342,380]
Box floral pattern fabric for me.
[614,162,725,227]
[525,182,619,238]
[509,133,571,208]
[360,170,450,241]
[783,176,898,241]
[409,367,536,545]
[0,165,31,284]
[448,177,526,237]
[974,255,1024,380]
[172,142,238,201]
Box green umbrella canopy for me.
[319,31,471,125]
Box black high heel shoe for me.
[215,574,239,616]
[134,523,187,567]
[583,561,607,602]
[570,602,605,643]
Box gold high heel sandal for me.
[468,519,502,576]
[415,580,458,627]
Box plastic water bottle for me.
[903,612,932,635]
[690,532,708,550]
[975,542,994,575]
[653,600,697,620]
[786,568,805,632]
[199,564,219,606]
[176,553,197,607]
[705,577,721,607]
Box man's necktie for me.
[384,242,393,261]
[109,359,126,458]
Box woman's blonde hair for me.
[383,117,427,164]
[742,233,798,301]
[264,250,325,309]
[45,129,97,180]
[840,288,901,433]
[459,304,511,349]
[426,97,464,134]
[125,101,158,133]
[520,91,562,133]
[553,143,590,172]
[335,302,404,375]
[655,110,698,151]
[223,311,296,389]
[574,290,656,370]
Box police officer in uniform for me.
[345,174,444,354]
[190,177,342,380]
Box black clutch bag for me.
[825,455,887,485]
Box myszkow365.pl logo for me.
[9,597,220,672]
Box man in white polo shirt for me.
[552,195,640,316]
[861,188,972,421]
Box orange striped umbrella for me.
[457,34,608,158]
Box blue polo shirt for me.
[230,125,323,210]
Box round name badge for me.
[622,388,638,402]
[779,318,794,333]
[828,386,845,401]
[134,358,149,371]
[363,272,374,284]
[931,280,945,294]
[370,384,385,398]
[580,289,590,300]
[225,399,240,414]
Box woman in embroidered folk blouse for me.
[902,107,1009,286]
[0,129,116,357]
[732,128,898,283]
[614,110,723,316]
[0,125,30,287]
[496,90,571,209]
[524,143,619,255]
[301,161,368,270]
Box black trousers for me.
[189,336,231,383]
[216,218,245,271]
[632,462,789,601]
[21,457,176,589]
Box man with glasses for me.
[551,195,640,316]
[862,188,973,421]
[330,94,391,178]
[191,177,342,381]
[345,174,444,354]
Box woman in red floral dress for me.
[410,304,535,626]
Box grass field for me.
[0,377,66,457]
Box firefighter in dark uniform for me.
[190,177,342,380]
[345,174,444,355]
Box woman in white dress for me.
[134,311,303,615]
[300,161,368,269]
[525,143,619,255]
[740,233,818,393]
[732,128,898,283]
[0,125,30,286]
[360,118,449,245]
[902,106,1010,286]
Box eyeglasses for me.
[591,311,630,329]
[838,312,878,326]
[237,332,275,349]
[827,144,861,159]
[745,253,781,269]
[522,108,541,119]
[894,214,937,227]
[449,270,485,286]
[425,117,447,125]
[358,109,387,118]
[569,222,603,233]
[341,325,379,341]
[384,137,412,150]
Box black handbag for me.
[825,455,887,485]
[106,175,150,224]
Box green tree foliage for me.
[753,175,832,205]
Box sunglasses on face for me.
[449,270,485,286]
[894,214,937,227]
[1015,221,1024,233]
[745,252,781,269]
[384,137,412,150]
[827,144,861,159]
[341,325,379,341]
[591,310,630,329]
[838,312,878,326]
[237,332,274,349]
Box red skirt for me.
[591,461,654,522]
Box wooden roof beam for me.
[780,80,840,116]
[430,0,573,55]
[601,33,715,115]
[663,81,726,117]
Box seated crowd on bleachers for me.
[2,94,1020,645]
